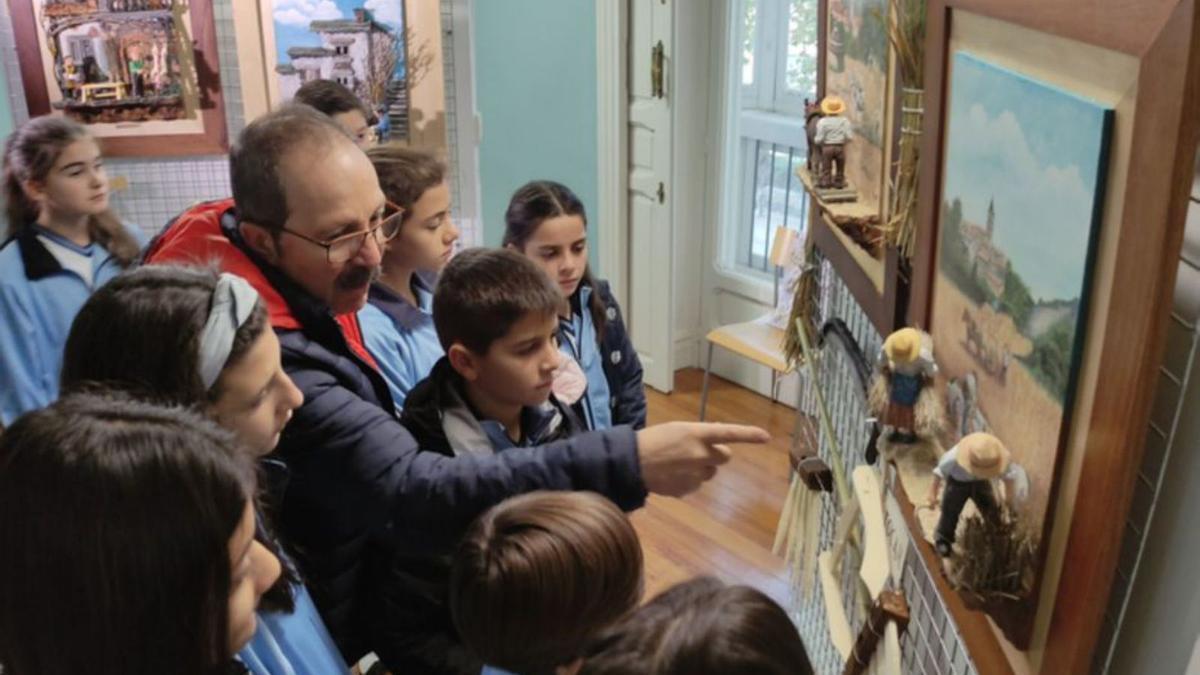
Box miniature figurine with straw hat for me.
[814,95,852,189]
[868,327,940,444]
[926,432,1028,557]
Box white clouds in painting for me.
[364,0,404,27]
[942,54,1109,302]
[274,0,343,27]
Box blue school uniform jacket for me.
[145,200,647,666]
[559,280,647,431]
[0,224,142,426]
[238,582,348,675]
[359,274,443,411]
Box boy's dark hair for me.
[366,144,446,225]
[0,393,256,675]
[580,576,814,675]
[503,180,606,339]
[293,78,368,118]
[433,247,562,354]
[450,491,643,675]
[230,104,351,231]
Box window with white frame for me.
[722,0,819,278]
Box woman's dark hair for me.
[580,576,814,675]
[61,264,269,405]
[0,393,257,675]
[503,180,607,340]
[2,115,139,266]
[59,264,297,611]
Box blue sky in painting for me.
[271,1,404,63]
[943,51,1111,302]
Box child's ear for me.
[447,344,480,381]
[239,221,280,265]
[21,179,46,203]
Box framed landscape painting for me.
[929,49,1113,639]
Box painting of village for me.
[270,1,429,143]
[931,51,1112,536]
[825,0,888,211]
[33,0,202,124]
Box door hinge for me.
[657,182,665,203]
[651,40,665,99]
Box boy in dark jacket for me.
[403,247,583,452]
[387,248,585,672]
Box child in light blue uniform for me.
[61,266,348,674]
[0,116,143,425]
[504,181,647,431]
[358,145,460,411]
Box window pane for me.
[738,139,809,275]
[785,0,819,99]
[742,0,757,87]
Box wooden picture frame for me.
[902,1,1200,673]
[8,0,228,157]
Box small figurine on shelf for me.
[59,55,83,101]
[126,44,146,98]
[926,432,1028,557]
[814,95,852,189]
[869,327,940,445]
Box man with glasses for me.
[146,105,768,671]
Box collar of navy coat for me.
[13,226,67,281]
[367,272,435,331]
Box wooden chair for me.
[699,226,798,420]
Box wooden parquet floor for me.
[632,368,794,607]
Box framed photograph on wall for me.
[7,0,228,156]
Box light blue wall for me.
[472,0,599,260]
[0,66,13,141]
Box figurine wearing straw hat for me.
[869,327,940,445]
[814,95,852,189]
[926,432,1027,558]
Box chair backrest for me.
[769,225,798,269]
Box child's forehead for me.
[501,309,559,337]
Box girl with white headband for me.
[60,264,347,675]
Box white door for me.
[628,0,674,392]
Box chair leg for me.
[770,371,779,404]
[699,342,715,421]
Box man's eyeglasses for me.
[278,201,404,264]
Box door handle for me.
[651,40,664,98]
[657,182,665,204]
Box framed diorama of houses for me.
[901,2,1200,673]
[259,0,446,150]
[8,0,228,156]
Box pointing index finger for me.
[691,423,770,446]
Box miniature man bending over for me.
[926,432,1027,558]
